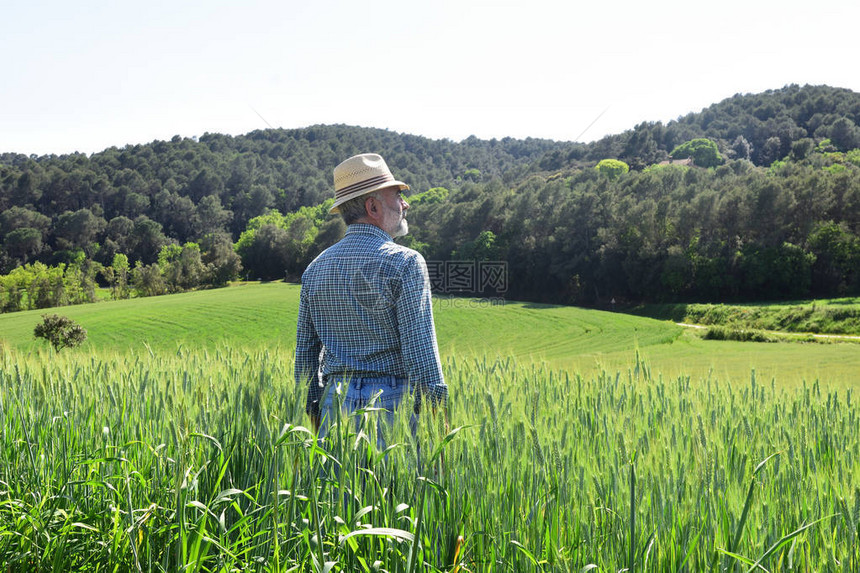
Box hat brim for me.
[329,181,409,214]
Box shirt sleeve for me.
[295,282,324,416]
[396,253,448,410]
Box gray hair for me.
[338,192,378,224]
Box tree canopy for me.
[2,84,860,308]
[596,159,630,179]
[670,138,722,168]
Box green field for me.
[1,285,859,570]
[2,283,859,391]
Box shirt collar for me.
[345,223,392,242]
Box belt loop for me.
[389,376,396,388]
[354,377,363,390]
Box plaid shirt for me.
[295,224,448,416]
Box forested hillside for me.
[0,126,569,257]
[539,84,860,170]
[1,84,859,308]
[407,157,860,303]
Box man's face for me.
[373,187,410,237]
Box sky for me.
[3,0,859,156]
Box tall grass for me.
[0,346,858,571]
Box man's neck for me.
[351,220,391,238]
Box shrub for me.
[703,325,774,343]
[33,314,88,352]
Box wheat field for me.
[1,340,857,571]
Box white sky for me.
[2,0,859,156]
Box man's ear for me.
[365,196,378,217]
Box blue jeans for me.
[319,375,418,452]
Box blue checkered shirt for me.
[295,224,448,416]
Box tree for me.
[790,138,815,161]
[730,136,752,162]
[621,122,666,168]
[3,227,43,264]
[452,230,501,261]
[0,273,25,312]
[739,242,815,299]
[807,222,860,295]
[111,253,130,299]
[307,218,346,261]
[188,168,224,202]
[34,314,87,351]
[100,216,135,265]
[829,118,860,152]
[0,206,50,236]
[53,208,106,251]
[129,216,170,265]
[595,159,630,179]
[62,256,99,305]
[463,168,482,182]
[132,262,167,297]
[153,191,197,243]
[660,245,692,295]
[200,233,243,286]
[159,242,206,291]
[239,224,291,280]
[231,185,274,233]
[670,139,722,168]
[194,195,232,237]
[15,262,66,309]
[106,216,135,245]
[758,136,783,166]
[408,187,450,205]
[122,192,150,218]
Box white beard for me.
[392,218,409,238]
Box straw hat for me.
[330,153,409,213]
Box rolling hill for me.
[3,283,859,390]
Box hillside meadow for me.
[1,282,859,392]
[1,284,859,570]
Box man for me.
[295,153,448,445]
